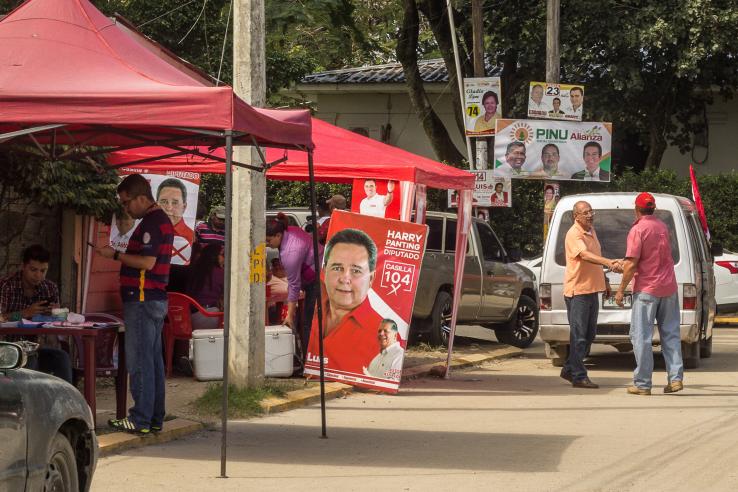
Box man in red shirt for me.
[306,228,392,376]
[616,192,683,395]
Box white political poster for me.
[448,173,511,208]
[527,82,584,121]
[493,119,613,182]
[464,77,502,137]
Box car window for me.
[476,222,505,262]
[266,213,299,227]
[426,217,443,252]
[445,219,457,252]
[554,210,680,266]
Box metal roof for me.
[301,58,502,85]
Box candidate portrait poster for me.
[464,77,502,137]
[351,178,401,219]
[449,173,511,208]
[527,82,584,121]
[492,119,613,182]
[304,210,428,393]
[111,168,200,265]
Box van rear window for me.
[554,210,680,266]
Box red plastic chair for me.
[164,292,223,377]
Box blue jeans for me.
[26,347,73,384]
[630,291,683,389]
[123,300,167,429]
[564,293,599,381]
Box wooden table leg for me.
[83,335,96,428]
[115,330,127,419]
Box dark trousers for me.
[27,347,74,384]
[564,293,599,381]
[301,282,319,358]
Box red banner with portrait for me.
[305,210,427,393]
[350,178,401,220]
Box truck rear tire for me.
[700,336,713,359]
[493,295,539,348]
[428,291,453,347]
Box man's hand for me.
[614,290,625,307]
[22,300,51,318]
[96,245,116,259]
[387,181,395,193]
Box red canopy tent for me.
[108,118,474,190]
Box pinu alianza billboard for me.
[305,210,428,393]
[493,119,613,182]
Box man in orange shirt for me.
[562,201,622,388]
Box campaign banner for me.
[527,82,584,121]
[351,178,400,219]
[543,182,561,241]
[464,77,502,137]
[448,173,511,208]
[305,210,428,393]
[493,119,613,182]
[112,168,200,265]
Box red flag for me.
[689,165,710,241]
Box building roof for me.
[301,58,501,85]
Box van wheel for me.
[494,295,539,348]
[682,341,700,369]
[700,336,713,359]
[428,291,453,347]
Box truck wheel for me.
[428,291,453,347]
[700,336,713,359]
[545,342,569,367]
[494,295,539,349]
[682,340,700,369]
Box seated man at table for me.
[0,244,73,383]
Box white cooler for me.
[190,325,295,381]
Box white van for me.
[539,193,719,369]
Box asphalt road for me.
[93,325,738,491]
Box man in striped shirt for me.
[96,174,174,434]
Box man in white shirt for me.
[528,84,549,115]
[494,142,528,177]
[566,86,584,119]
[364,319,405,380]
[359,179,394,217]
[110,210,137,252]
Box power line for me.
[136,0,198,29]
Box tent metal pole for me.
[446,0,474,167]
[219,131,234,478]
[307,151,328,438]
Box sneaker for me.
[108,417,150,435]
[151,424,163,433]
[663,380,684,394]
[626,385,651,395]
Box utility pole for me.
[471,0,488,169]
[546,0,560,84]
[230,0,265,388]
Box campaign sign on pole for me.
[493,119,613,182]
[112,168,200,264]
[543,181,561,241]
[464,77,502,137]
[351,178,401,219]
[305,210,428,393]
[448,173,511,208]
[527,82,584,121]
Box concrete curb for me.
[98,345,521,456]
[402,345,523,379]
[98,418,204,457]
[715,315,738,325]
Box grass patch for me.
[192,381,294,419]
[408,342,443,353]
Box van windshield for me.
[554,210,680,266]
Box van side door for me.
[476,221,516,320]
[685,212,716,331]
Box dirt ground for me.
[93,324,501,428]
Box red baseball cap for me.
[635,192,656,209]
